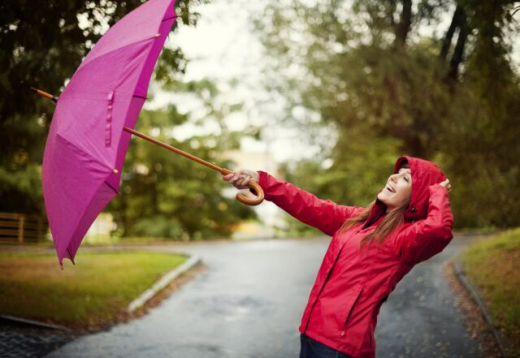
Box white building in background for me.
[84,213,117,244]
[222,150,287,239]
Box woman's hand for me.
[222,169,259,190]
[439,178,452,192]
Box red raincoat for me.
[257,156,454,358]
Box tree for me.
[254,0,520,229]
[0,0,203,214]
[1,0,265,238]
[108,78,260,239]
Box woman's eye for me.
[404,177,409,182]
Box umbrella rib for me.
[104,179,120,195]
[67,249,76,265]
[162,15,178,22]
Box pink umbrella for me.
[34,0,263,268]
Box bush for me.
[133,216,183,239]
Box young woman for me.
[223,156,453,358]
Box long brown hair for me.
[338,196,410,246]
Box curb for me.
[0,315,70,332]
[452,257,508,358]
[127,255,202,313]
[0,314,70,331]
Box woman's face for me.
[377,164,412,211]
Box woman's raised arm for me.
[394,182,454,264]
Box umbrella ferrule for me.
[31,87,58,103]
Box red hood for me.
[364,156,447,227]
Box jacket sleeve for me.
[257,171,363,236]
[395,184,454,264]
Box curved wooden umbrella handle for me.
[236,180,264,206]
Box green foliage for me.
[133,216,183,239]
[255,0,520,230]
[439,85,520,227]
[107,80,258,240]
[0,163,43,213]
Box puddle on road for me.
[192,295,273,321]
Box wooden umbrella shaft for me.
[30,88,227,173]
[32,87,264,205]
[123,126,264,206]
[123,126,232,175]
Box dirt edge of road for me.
[444,260,502,358]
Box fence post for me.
[18,215,24,244]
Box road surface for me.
[44,235,482,358]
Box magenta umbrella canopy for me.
[43,0,177,267]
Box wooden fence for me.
[0,212,47,244]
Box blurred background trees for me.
[1,0,519,239]
[0,0,257,240]
[106,79,258,239]
[255,0,520,229]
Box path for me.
[42,234,483,358]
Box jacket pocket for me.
[337,283,363,328]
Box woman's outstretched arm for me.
[223,170,364,236]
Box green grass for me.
[0,251,187,325]
[462,228,520,357]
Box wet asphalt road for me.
[44,235,482,358]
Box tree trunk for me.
[449,9,468,80]
[395,0,412,48]
[152,172,159,215]
[440,5,463,62]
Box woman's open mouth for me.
[385,185,395,193]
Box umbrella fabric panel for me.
[43,131,115,264]
[56,40,152,152]
[67,182,116,261]
[78,0,176,72]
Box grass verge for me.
[0,251,187,329]
[461,228,520,357]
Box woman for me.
[223,156,453,358]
